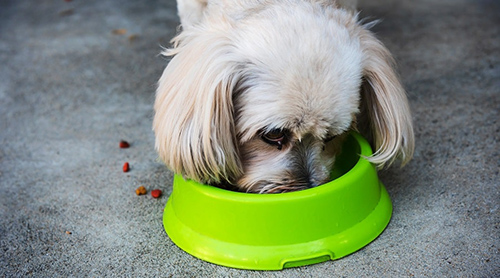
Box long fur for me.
[153,24,243,184]
[357,25,415,168]
[153,0,414,192]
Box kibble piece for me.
[151,189,162,198]
[112,29,127,35]
[128,34,139,42]
[119,140,130,148]
[135,186,147,195]
[123,162,130,172]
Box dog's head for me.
[153,3,414,193]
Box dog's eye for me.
[324,135,336,143]
[262,129,286,150]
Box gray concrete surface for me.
[1,0,498,277]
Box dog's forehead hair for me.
[269,91,350,139]
[231,4,363,142]
[234,55,362,142]
[234,80,357,143]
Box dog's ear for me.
[357,29,415,168]
[153,29,242,184]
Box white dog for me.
[153,0,414,193]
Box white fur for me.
[153,0,414,193]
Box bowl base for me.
[163,183,392,270]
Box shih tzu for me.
[153,0,414,193]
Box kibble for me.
[112,29,127,35]
[119,140,130,148]
[135,186,147,195]
[151,189,162,198]
[123,162,130,172]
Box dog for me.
[153,0,414,193]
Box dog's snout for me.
[290,136,332,189]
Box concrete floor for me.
[0,0,498,277]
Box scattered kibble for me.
[119,140,130,148]
[128,34,139,42]
[112,29,127,35]
[119,140,156,199]
[135,186,147,195]
[151,189,162,198]
[123,162,130,172]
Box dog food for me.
[123,162,130,172]
[128,34,139,42]
[112,29,127,35]
[151,189,162,198]
[119,140,130,148]
[135,186,147,195]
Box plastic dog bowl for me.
[163,132,392,270]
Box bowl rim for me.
[174,131,373,200]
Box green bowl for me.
[163,132,392,270]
